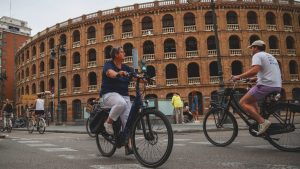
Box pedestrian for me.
[1,99,13,128]
[171,93,184,124]
[191,91,199,122]
[183,102,193,123]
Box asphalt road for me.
[0,130,299,169]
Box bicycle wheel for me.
[27,119,34,133]
[203,108,238,147]
[132,110,173,168]
[38,118,46,134]
[265,103,300,152]
[96,132,116,157]
[86,117,95,138]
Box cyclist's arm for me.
[234,65,261,80]
[106,69,127,78]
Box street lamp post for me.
[50,40,65,125]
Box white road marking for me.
[12,138,31,141]
[174,144,186,146]
[244,145,277,150]
[90,164,147,169]
[189,141,240,145]
[26,143,57,147]
[221,162,299,169]
[17,140,43,144]
[39,147,78,152]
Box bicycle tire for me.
[96,132,117,157]
[203,108,238,147]
[86,117,95,138]
[131,110,173,168]
[27,119,34,133]
[38,118,46,134]
[265,103,300,152]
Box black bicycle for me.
[203,80,300,152]
[94,66,173,168]
[86,116,96,138]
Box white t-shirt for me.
[252,51,282,87]
[35,98,45,110]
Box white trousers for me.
[103,92,132,128]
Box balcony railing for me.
[73,87,81,93]
[40,52,45,58]
[25,77,29,82]
[162,27,175,34]
[104,35,114,41]
[121,32,133,39]
[49,69,55,75]
[184,25,196,32]
[26,59,30,63]
[290,74,299,81]
[284,25,293,32]
[164,52,176,59]
[143,54,155,61]
[205,24,214,31]
[88,85,97,92]
[247,24,259,30]
[208,50,217,57]
[166,78,178,86]
[186,51,199,58]
[146,80,156,88]
[72,41,80,48]
[73,63,80,70]
[287,49,296,56]
[188,77,201,85]
[104,58,111,63]
[87,38,96,45]
[230,49,242,56]
[60,66,66,73]
[40,72,45,77]
[87,61,97,68]
[269,49,280,56]
[210,76,220,84]
[123,56,133,63]
[32,55,36,60]
[267,25,277,31]
[142,29,154,36]
[60,89,67,95]
[227,24,239,30]
[32,74,36,79]
[129,82,136,88]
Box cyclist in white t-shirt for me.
[231,40,282,135]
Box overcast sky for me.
[0,0,152,35]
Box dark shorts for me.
[35,110,45,116]
[248,84,281,101]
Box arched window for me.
[21,70,24,79]
[283,13,292,26]
[266,12,276,25]
[289,60,298,74]
[60,101,68,122]
[88,72,97,85]
[104,45,113,59]
[143,41,154,54]
[104,23,113,35]
[145,94,158,99]
[49,38,55,50]
[73,99,82,120]
[87,26,96,39]
[73,30,80,42]
[292,88,300,101]
[49,78,55,92]
[39,42,45,53]
[26,85,29,94]
[166,93,174,100]
[141,16,153,30]
[209,61,218,76]
[185,37,198,51]
[123,43,133,56]
[73,52,80,64]
[229,35,240,49]
[32,64,36,75]
[60,55,66,67]
[40,81,45,92]
[286,36,295,49]
[49,59,55,69]
[60,76,67,89]
[247,11,258,24]
[231,60,243,75]
[249,35,260,45]
[164,38,176,52]
[40,61,44,72]
[32,46,36,56]
[73,74,81,87]
[88,48,96,62]
[269,36,278,49]
[205,11,213,24]
[207,36,216,50]
[146,66,156,78]
[122,19,133,33]
[166,64,178,79]
[227,11,238,24]
[184,12,195,26]
[162,14,174,28]
[25,67,29,77]
[187,62,200,77]
[32,83,36,94]
[60,34,67,45]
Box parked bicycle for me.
[203,79,300,152]
[0,112,13,133]
[92,63,173,168]
[27,111,46,134]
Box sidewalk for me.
[13,121,248,134]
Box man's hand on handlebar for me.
[230,75,241,82]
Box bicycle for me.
[0,112,13,133]
[94,67,173,168]
[27,112,46,134]
[86,116,96,138]
[203,79,300,152]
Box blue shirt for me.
[100,61,133,96]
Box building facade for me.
[15,0,300,123]
[0,16,31,102]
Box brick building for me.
[15,0,300,123]
[0,16,31,102]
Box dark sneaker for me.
[125,146,134,155]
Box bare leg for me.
[239,93,264,124]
